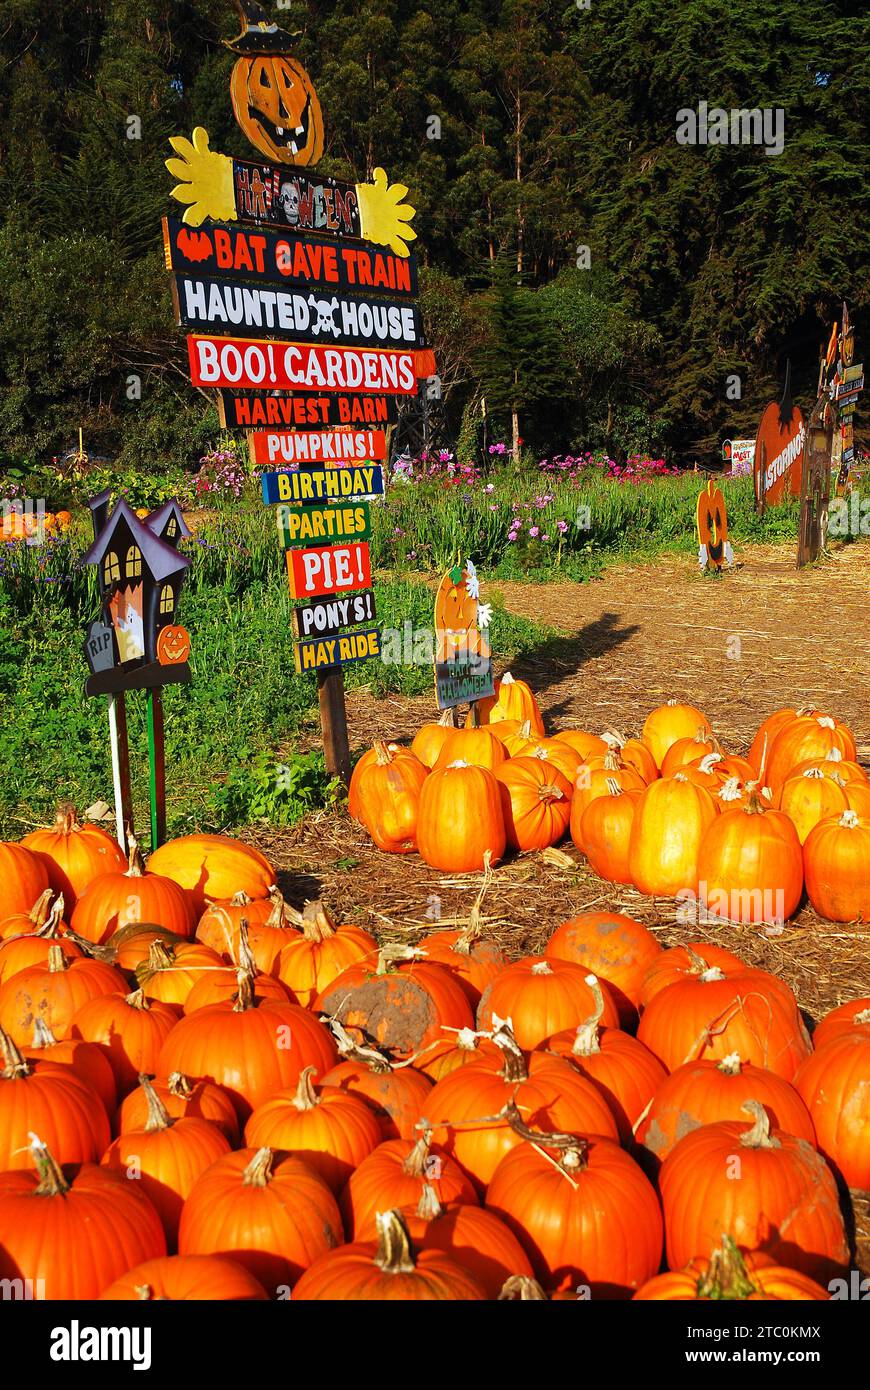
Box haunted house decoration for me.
[82,491,192,695]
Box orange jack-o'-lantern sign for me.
[753,400,805,507]
[229,55,324,166]
[434,563,489,663]
[157,624,191,666]
[696,480,731,569]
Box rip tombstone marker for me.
[162,0,436,785]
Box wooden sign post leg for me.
[317,666,351,786]
[146,689,167,851]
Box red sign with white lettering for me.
[286,542,372,599]
[187,335,423,394]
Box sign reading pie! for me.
[286,541,371,599]
[753,400,805,506]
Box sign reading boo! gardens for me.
[163,0,435,780]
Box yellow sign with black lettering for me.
[278,501,371,549]
[293,627,381,673]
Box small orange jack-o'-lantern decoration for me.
[434,562,489,663]
[696,479,732,570]
[224,3,324,167]
[157,624,191,666]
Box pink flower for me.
[529,526,539,537]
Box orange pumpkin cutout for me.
[229,56,324,166]
[434,562,490,664]
[157,624,191,666]
[696,480,732,570]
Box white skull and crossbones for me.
[308,294,341,338]
[277,182,300,225]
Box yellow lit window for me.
[126,545,142,578]
[103,552,120,584]
[159,584,174,615]
[166,517,177,538]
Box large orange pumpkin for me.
[0,843,50,917]
[477,955,619,1051]
[355,741,429,853]
[641,701,712,769]
[661,728,723,776]
[659,1101,849,1283]
[314,952,474,1062]
[638,940,752,1010]
[415,919,505,1011]
[634,1236,829,1301]
[628,774,718,898]
[245,1065,382,1192]
[21,1016,117,1117]
[118,1072,240,1145]
[319,1048,433,1141]
[813,997,870,1049]
[229,54,324,166]
[0,1027,111,1171]
[765,713,857,791]
[70,839,196,944]
[485,672,545,735]
[416,762,506,872]
[196,887,300,975]
[545,910,661,1026]
[747,706,800,778]
[349,742,415,821]
[276,901,377,1009]
[146,834,275,914]
[100,1254,268,1301]
[570,752,645,848]
[340,1131,478,1239]
[410,710,455,770]
[579,783,643,887]
[21,805,126,910]
[494,757,572,851]
[803,810,870,921]
[0,943,127,1045]
[0,896,82,986]
[793,1033,870,1191]
[696,796,803,925]
[401,1186,534,1298]
[434,725,507,773]
[775,767,850,844]
[553,729,609,761]
[71,988,179,1095]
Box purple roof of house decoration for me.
[146,499,192,542]
[82,498,191,583]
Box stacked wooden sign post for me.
[163,0,435,782]
[798,305,863,567]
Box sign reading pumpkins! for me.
[753,365,805,509]
[163,2,435,779]
[696,479,733,570]
[434,560,495,709]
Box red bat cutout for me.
[177,229,212,262]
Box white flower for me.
[464,558,480,599]
[477,601,493,628]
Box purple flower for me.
[529,526,539,537]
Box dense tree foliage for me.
[0,0,866,467]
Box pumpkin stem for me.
[46,942,69,973]
[26,888,56,929]
[700,966,727,983]
[572,975,605,1056]
[490,1015,529,1083]
[135,1285,158,1301]
[697,1236,758,1300]
[29,1134,70,1196]
[401,1130,436,1178]
[327,1017,392,1074]
[232,957,256,1012]
[739,1099,781,1150]
[537,783,565,803]
[742,790,768,815]
[268,886,301,929]
[0,1026,31,1079]
[292,1065,320,1112]
[228,891,254,907]
[498,1275,549,1301]
[126,834,145,878]
[242,1147,274,1187]
[54,802,81,836]
[602,749,622,772]
[376,943,423,976]
[718,777,744,803]
[145,939,175,972]
[853,1008,870,1026]
[839,810,860,829]
[124,989,150,1011]
[717,1052,743,1076]
[415,1182,444,1221]
[373,1209,418,1274]
[167,1072,194,1098]
[29,1017,60,1049]
[502,1099,587,1172]
[696,752,723,773]
[34,895,67,939]
[530,960,553,976]
[301,900,338,943]
[140,1075,174,1133]
[600,727,626,750]
[685,944,712,975]
[603,777,623,797]
[373,739,395,766]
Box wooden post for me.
[107,694,132,853]
[146,688,167,850]
[317,666,351,785]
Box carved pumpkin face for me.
[435,571,486,663]
[696,480,729,567]
[229,55,324,166]
[157,624,191,666]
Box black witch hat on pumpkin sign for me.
[224,1,324,166]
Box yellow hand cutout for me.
[165,127,235,227]
[356,167,418,258]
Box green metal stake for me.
[146,689,166,851]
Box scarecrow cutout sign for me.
[434,560,495,708]
[82,493,192,695]
[696,480,733,571]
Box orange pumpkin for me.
[477,956,619,1050]
[416,761,506,872]
[661,728,723,776]
[196,887,300,975]
[434,725,506,772]
[696,796,804,925]
[747,706,800,778]
[21,805,126,910]
[348,742,415,821]
[803,810,870,921]
[313,953,474,1063]
[545,910,661,1024]
[118,1072,240,1145]
[0,897,82,986]
[146,834,275,914]
[340,1132,478,1240]
[579,781,642,885]
[600,730,659,784]
[813,998,870,1049]
[100,1254,268,1301]
[276,901,377,1009]
[554,728,609,760]
[356,741,429,853]
[570,752,645,849]
[156,624,190,666]
[793,1033,870,1191]
[415,921,505,1011]
[775,767,850,844]
[628,774,718,898]
[229,54,324,166]
[135,938,225,1009]
[0,843,50,917]
[494,757,572,851]
[641,701,711,769]
[70,839,196,944]
[71,988,179,1095]
[0,943,127,1045]
[485,672,545,735]
[411,710,455,769]
[245,1065,382,1192]
[765,713,857,791]
[634,1237,829,1301]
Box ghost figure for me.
[308,294,341,338]
[277,181,301,226]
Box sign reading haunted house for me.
[82,491,192,695]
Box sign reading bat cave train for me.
[165,0,434,782]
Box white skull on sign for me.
[308,294,341,338]
[277,181,300,225]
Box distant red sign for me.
[250,428,386,467]
[187,335,421,394]
[286,541,372,599]
[753,402,805,506]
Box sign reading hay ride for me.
[434,560,495,709]
[163,0,434,782]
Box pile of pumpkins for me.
[0,807,868,1300]
[0,509,72,540]
[350,675,870,925]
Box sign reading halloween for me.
[162,216,418,295]
[249,427,386,467]
[286,541,371,600]
[81,493,192,696]
[753,366,804,507]
[172,275,424,349]
[291,590,377,641]
[696,480,734,570]
[187,335,425,393]
[278,502,372,549]
[218,390,398,429]
[294,628,381,674]
[433,560,495,709]
[261,464,384,505]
